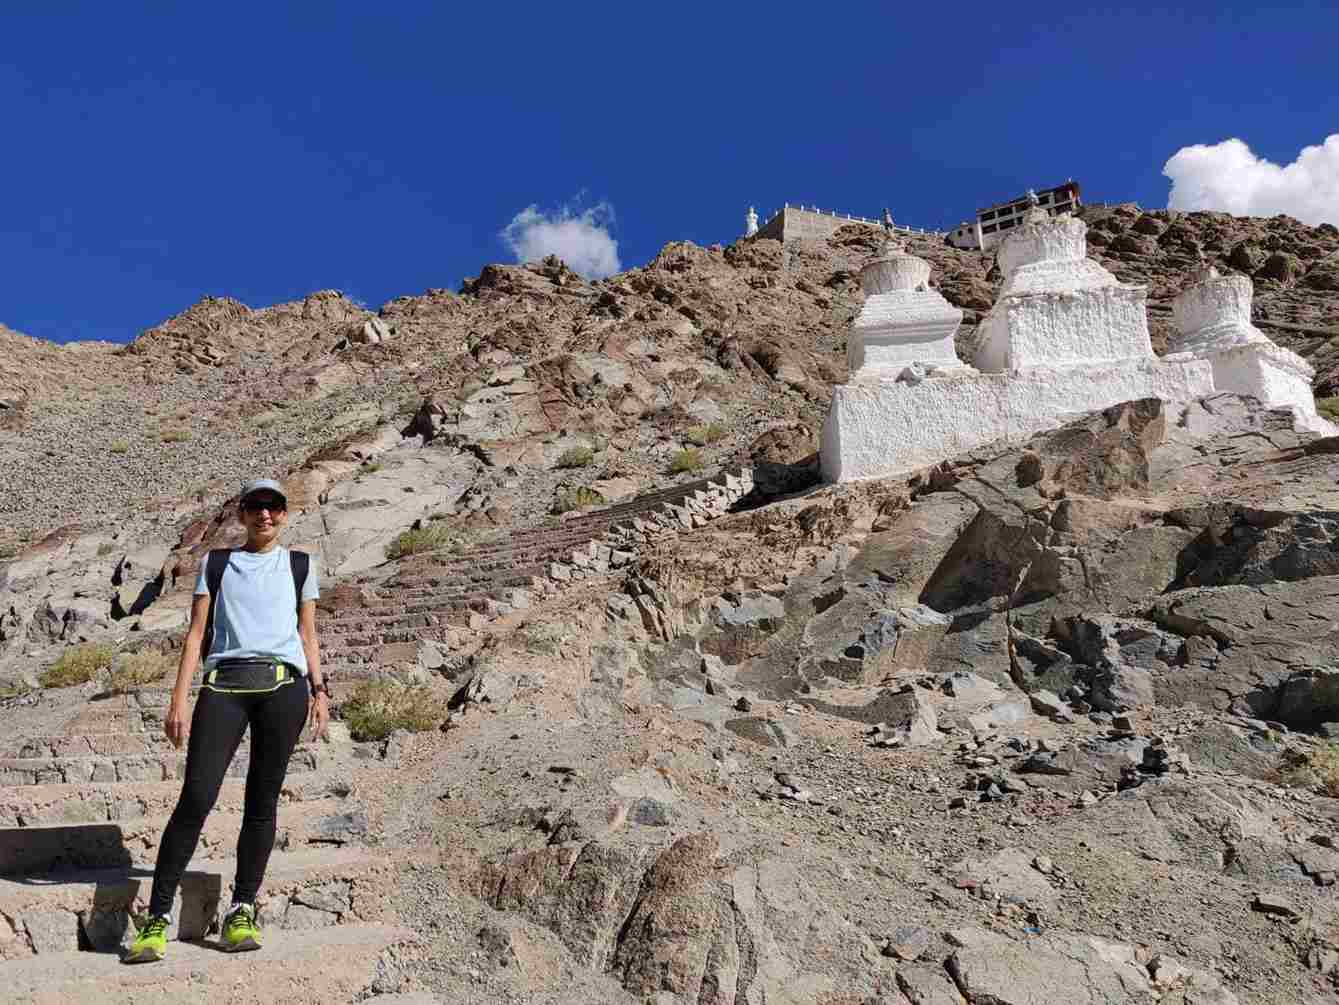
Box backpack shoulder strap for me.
[200,549,233,662]
[289,549,311,618]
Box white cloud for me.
[499,200,621,278]
[1164,134,1339,226]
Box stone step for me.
[4,731,314,760]
[0,846,390,958]
[0,796,359,874]
[0,771,352,828]
[0,748,319,788]
[0,923,413,1001]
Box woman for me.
[125,478,329,963]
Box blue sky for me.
[3,2,1337,344]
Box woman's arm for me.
[298,600,328,739]
[166,594,211,748]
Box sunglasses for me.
[241,497,286,513]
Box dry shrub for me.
[40,644,117,688]
[556,445,595,469]
[107,650,176,695]
[1276,744,1339,797]
[669,448,705,474]
[553,486,603,514]
[683,423,726,447]
[386,524,455,559]
[341,680,444,741]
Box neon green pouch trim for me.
[203,660,293,694]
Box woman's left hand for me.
[309,692,330,741]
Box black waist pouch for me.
[204,659,294,694]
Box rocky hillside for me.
[2,204,1339,1002]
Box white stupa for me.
[821,212,1214,484]
[744,206,759,238]
[1171,264,1336,435]
[974,206,1155,372]
[848,236,971,379]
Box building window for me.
[983,223,998,234]
[981,210,996,221]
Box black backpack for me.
[200,548,311,661]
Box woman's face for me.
[239,494,287,545]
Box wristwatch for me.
[309,679,331,698]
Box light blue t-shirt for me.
[194,546,320,674]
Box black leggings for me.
[148,680,308,917]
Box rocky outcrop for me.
[472,833,869,1003]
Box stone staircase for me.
[0,677,395,968]
[317,466,755,675]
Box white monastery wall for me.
[821,359,1214,484]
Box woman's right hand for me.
[165,699,190,749]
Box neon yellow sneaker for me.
[222,904,261,952]
[124,915,169,963]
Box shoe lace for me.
[139,916,169,939]
[225,906,255,933]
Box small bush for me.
[556,446,595,469]
[0,544,18,560]
[40,644,117,689]
[684,423,726,447]
[1318,396,1339,422]
[669,448,705,474]
[341,680,445,741]
[160,429,191,444]
[96,543,116,557]
[0,680,33,700]
[361,461,383,475]
[109,439,130,454]
[553,486,603,514]
[386,523,456,559]
[106,650,175,695]
[1277,744,1339,798]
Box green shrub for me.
[684,423,726,447]
[361,461,383,475]
[1317,396,1339,422]
[106,650,175,695]
[553,486,603,514]
[341,680,445,741]
[160,429,191,444]
[669,448,705,474]
[40,644,117,688]
[556,445,595,469]
[97,543,116,557]
[109,439,130,454]
[386,523,456,559]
